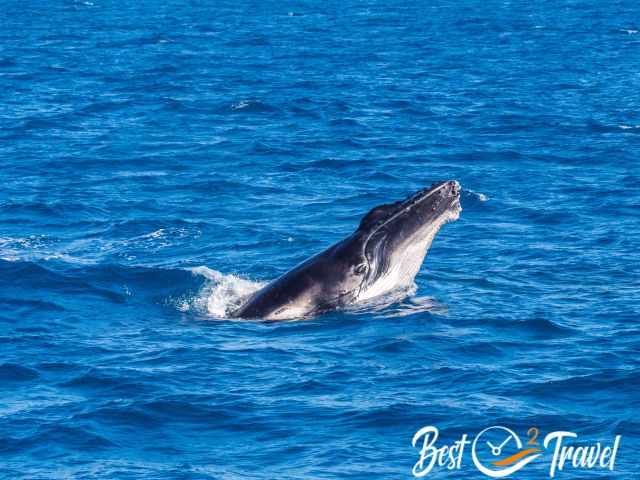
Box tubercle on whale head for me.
[356,180,461,238]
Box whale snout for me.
[448,180,460,197]
[433,180,460,197]
[429,180,462,219]
[425,180,461,207]
[428,180,460,197]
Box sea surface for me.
[1,1,639,478]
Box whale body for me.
[232,181,461,320]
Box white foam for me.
[0,235,93,265]
[231,100,250,110]
[188,266,266,318]
[115,170,168,178]
[348,284,417,313]
[466,189,489,201]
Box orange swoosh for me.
[492,447,541,467]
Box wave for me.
[0,256,448,321]
[0,257,264,320]
[0,363,39,381]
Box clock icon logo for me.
[471,426,542,478]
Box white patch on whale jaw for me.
[262,283,324,321]
[355,203,460,303]
[266,302,315,321]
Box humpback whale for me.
[232,180,461,320]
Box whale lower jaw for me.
[356,236,432,302]
[356,204,459,303]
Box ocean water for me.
[1,0,639,478]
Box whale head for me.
[334,180,461,303]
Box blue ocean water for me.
[1,0,639,478]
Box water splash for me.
[187,266,266,318]
[465,189,489,202]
